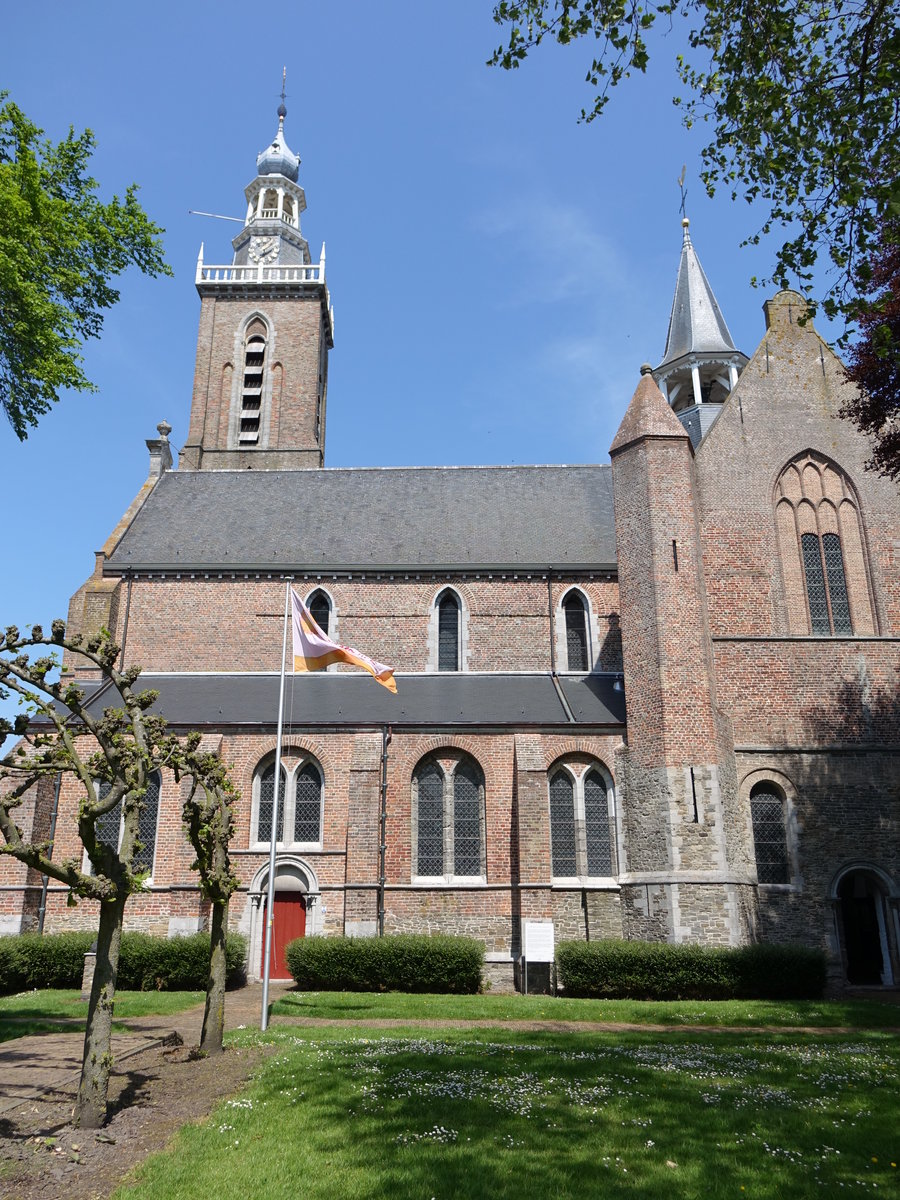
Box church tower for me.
[180,100,334,471]
[653,218,747,448]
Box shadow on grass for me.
[140,1028,895,1200]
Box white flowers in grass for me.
[394,1125,458,1146]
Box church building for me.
[3,105,899,992]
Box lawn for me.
[271,988,900,1030]
[0,989,203,1041]
[117,1023,899,1199]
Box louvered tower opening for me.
[240,334,266,444]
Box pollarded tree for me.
[489,1,900,331]
[175,745,239,1054]
[0,622,235,1124]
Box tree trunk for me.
[74,890,127,1128]
[200,899,228,1054]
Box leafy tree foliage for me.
[0,623,236,1123]
[0,97,170,439]
[842,222,900,478]
[489,1,900,327]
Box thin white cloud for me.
[474,195,630,304]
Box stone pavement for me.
[0,982,293,1119]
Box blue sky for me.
[1,1,834,657]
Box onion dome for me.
[256,105,300,182]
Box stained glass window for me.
[801,533,830,634]
[453,762,482,875]
[750,785,789,884]
[94,774,160,874]
[438,593,460,671]
[823,533,852,634]
[584,770,613,875]
[294,763,322,843]
[549,772,577,876]
[132,773,161,873]
[416,761,445,876]
[564,593,589,671]
[95,781,120,853]
[258,764,286,843]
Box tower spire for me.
[653,209,748,447]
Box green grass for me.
[271,988,900,1029]
[117,1024,900,1199]
[0,988,203,1041]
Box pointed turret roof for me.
[658,218,737,368]
[610,365,689,456]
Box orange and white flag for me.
[291,588,397,693]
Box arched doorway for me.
[262,892,306,980]
[836,869,895,986]
[247,857,320,981]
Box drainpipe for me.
[119,571,134,669]
[377,725,391,936]
[546,571,556,674]
[37,772,63,933]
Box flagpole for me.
[261,579,291,1031]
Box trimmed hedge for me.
[556,939,826,1001]
[285,934,484,994]
[0,931,247,995]
[117,932,247,992]
[0,932,94,994]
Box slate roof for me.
[105,464,617,572]
[657,220,739,368]
[71,673,626,728]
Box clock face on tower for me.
[249,236,279,265]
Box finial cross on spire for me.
[277,67,288,121]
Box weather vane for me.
[280,66,287,109]
[677,164,688,219]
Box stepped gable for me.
[105,463,617,571]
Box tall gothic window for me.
[308,589,331,637]
[750,782,790,885]
[774,451,874,636]
[437,591,461,671]
[548,762,616,879]
[256,763,286,843]
[95,773,161,874]
[563,590,589,671]
[253,755,323,847]
[549,772,577,876]
[800,532,852,635]
[413,753,485,878]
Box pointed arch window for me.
[308,589,331,638]
[774,451,874,636]
[412,753,485,880]
[548,761,616,880]
[750,782,789,885]
[437,591,461,672]
[563,591,589,671]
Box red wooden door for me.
[262,892,307,979]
